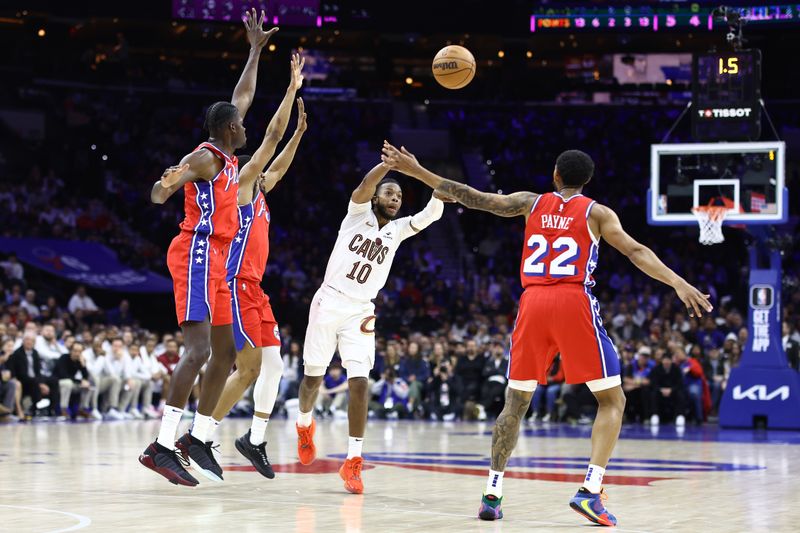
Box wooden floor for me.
[2,418,799,532]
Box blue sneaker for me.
[478,493,503,521]
[569,487,617,526]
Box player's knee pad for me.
[508,379,538,392]
[304,364,327,377]
[260,346,283,376]
[586,375,622,392]
[342,359,371,379]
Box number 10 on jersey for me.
[523,234,580,277]
[346,261,373,284]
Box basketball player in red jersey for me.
[381,143,712,526]
[139,9,278,487]
[208,91,308,480]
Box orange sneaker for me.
[339,457,364,494]
[296,419,317,465]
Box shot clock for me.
[692,49,761,141]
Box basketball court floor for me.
[2,418,799,532]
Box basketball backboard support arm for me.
[660,101,692,144]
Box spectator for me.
[0,253,24,282]
[279,341,302,404]
[156,339,183,410]
[317,364,348,417]
[703,347,727,413]
[106,338,139,418]
[622,346,655,423]
[1,339,23,420]
[370,367,410,419]
[674,348,711,423]
[125,343,153,418]
[87,339,124,420]
[20,290,40,319]
[530,355,564,423]
[8,333,57,416]
[783,322,800,372]
[427,357,463,421]
[481,341,509,419]
[398,341,430,417]
[68,285,100,315]
[35,324,67,374]
[649,353,687,426]
[107,299,134,327]
[455,339,486,419]
[55,341,94,419]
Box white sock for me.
[156,405,183,448]
[207,418,221,443]
[297,410,312,427]
[250,415,269,445]
[485,469,504,497]
[583,464,605,494]
[190,413,213,442]
[347,436,364,459]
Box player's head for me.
[553,149,595,190]
[204,102,246,149]
[372,177,403,221]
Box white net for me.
[692,206,729,245]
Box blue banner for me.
[0,238,172,293]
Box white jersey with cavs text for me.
[322,197,443,302]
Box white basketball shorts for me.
[303,285,376,372]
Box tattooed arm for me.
[381,142,537,218]
[491,388,534,471]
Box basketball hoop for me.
[692,206,729,245]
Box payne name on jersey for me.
[540,214,575,230]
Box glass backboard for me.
[648,141,787,225]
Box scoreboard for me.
[692,50,762,141]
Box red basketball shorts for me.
[167,231,233,326]
[230,278,280,351]
[509,284,620,384]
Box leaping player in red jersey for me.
[208,64,307,479]
[139,9,277,487]
[381,142,712,527]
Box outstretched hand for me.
[160,164,190,188]
[675,281,713,318]
[295,97,308,133]
[290,53,306,91]
[243,8,278,49]
[381,141,421,176]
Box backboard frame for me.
[648,141,787,226]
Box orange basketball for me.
[432,45,476,89]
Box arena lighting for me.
[497,50,505,58]
[268,43,276,52]
[37,28,45,37]
[405,77,413,85]
[526,50,533,58]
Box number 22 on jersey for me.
[523,234,580,277]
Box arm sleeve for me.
[398,195,444,241]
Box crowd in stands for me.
[2,57,800,427]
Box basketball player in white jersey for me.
[295,161,450,494]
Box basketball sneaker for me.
[339,457,364,494]
[138,441,199,487]
[235,430,275,479]
[569,487,617,526]
[296,419,317,465]
[478,493,503,521]
[176,432,224,482]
